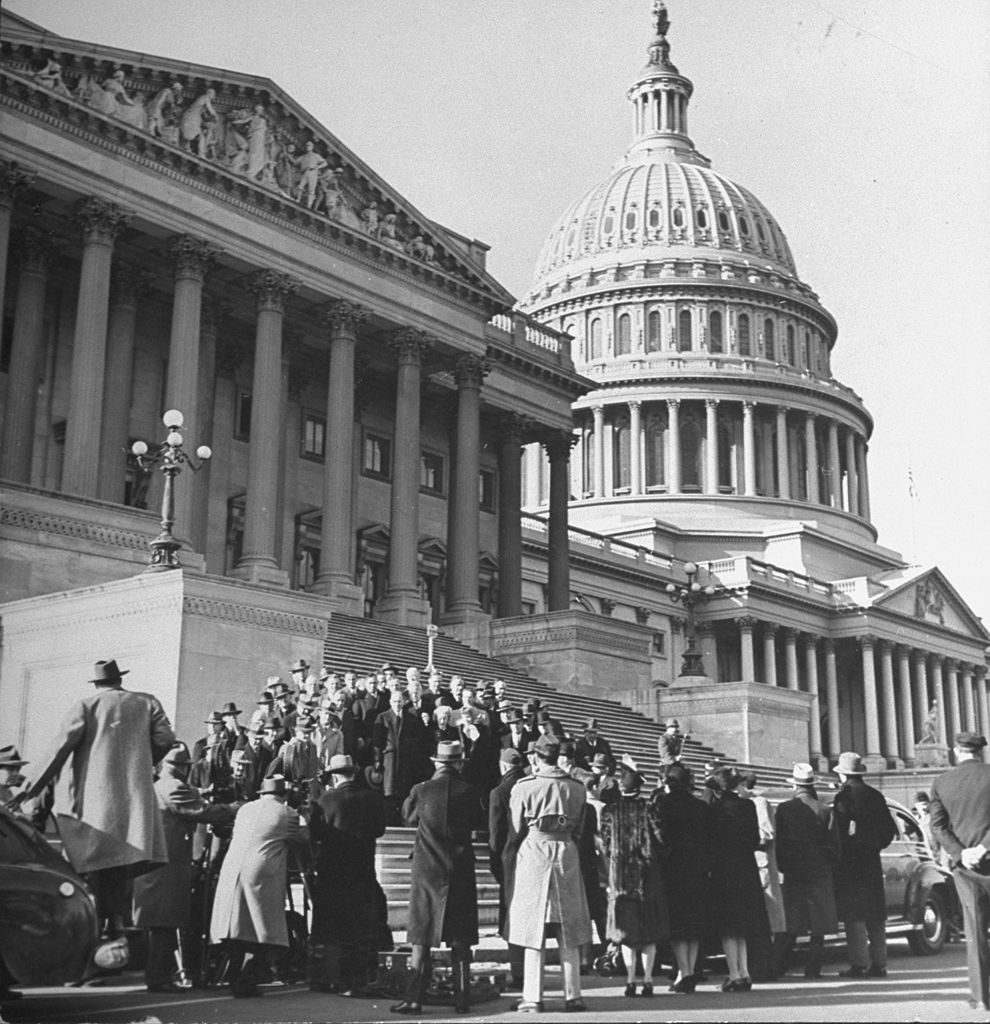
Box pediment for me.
[867,567,989,640]
[0,16,514,310]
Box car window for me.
[894,808,924,843]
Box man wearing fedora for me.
[830,751,896,978]
[0,745,30,811]
[219,703,247,754]
[575,718,613,771]
[391,740,484,1015]
[12,658,175,938]
[308,754,387,993]
[132,743,240,992]
[267,715,320,807]
[930,731,990,1010]
[658,719,684,773]
[210,774,311,997]
[489,748,528,990]
[192,711,228,763]
[772,763,839,979]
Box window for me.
[479,468,496,511]
[624,209,637,232]
[589,318,603,359]
[0,311,13,372]
[785,324,796,366]
[363,432,391,480]
[672,205,685,229]
[739,215,750,236]
[616,313,632,355]
[696,207,708,229]
[648,205,662,230]
[678,309,692,352]
[738,313,751,356]
[647,310,662,352]
[235,392,252,440]
[680,412,702,490]
[613,415,630,491]
[764,318,776,359]
[420,451,445,495]
[301,412,326,460]
[645,415,665,488]
[603,211,615,235]
[717,209,731,233]
[652,632,666,655]
[709,310,723,353]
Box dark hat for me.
[364,764,385,790]
[534,734,560,759]
[914,791,931,803]
[664,763,693,789]
[432,741,464,763]
[260,715,280,731]
[584,717,599,731]
[500,748,524,767]
[710,766,743,793]
[381,662,396,673]
[259,775,287,796]
[559,740,576,759]
[218,701,242,717]
[295,716,316,733]
[536,709,553,724]
[618,768,644,794]
[204,711,225,725]
[290,659,310,672]
[524,698,541,712]
[256,692,274,705]
[90,659,129,684]
[230,749,251,765]
[956,731,988,752]
[162,743,192,766]
[833,751,867,775]
[525,740,540,755]
[0,745,28,768]
[269,681,292,699]
[505,708,524,724]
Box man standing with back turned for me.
[930,731,990,1012]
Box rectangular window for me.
[301,412,326,460]
[420,451,445,495]
[653,632,667,656]
[362,431,391,480]
[479,468,496,512]
[235,392,252,440]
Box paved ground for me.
[2,941,986,1023]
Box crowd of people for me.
[4,655,988,1013]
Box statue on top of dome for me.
[652,0,670,39]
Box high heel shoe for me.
[623,982,637,997]
[640,982,653,997]
[670,974,697,993]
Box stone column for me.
[629,400,643,494]
[62,197,133,496]
[497,414,526,618]
[932,655,948,745]
[591,405,605,498]
[444,354,490,623]
[705,398,718,495]
[762,622,778,686]
[978,670,990,761]
[824,638,841,757]
[897,646,915,765]
[742,400,756,496]
[312,300,369,603]
[233,270,298,586]
[879,640,900,764]
[775,406,790,499]
[666,399,681,494]
[804,634,823,764]
[946,659,962,740]
[857,439,872,521]
[698,622,717,680]
[96,266,150,502]
[962,663,976,732]
[783,628,800,690]
[0,162,37,341]
[377,328,433,624]
[544,431,574,612]
[845,428,859,515]
[1,229,58,482]
[827,419,842,508]
[804,412,820,504]
[913,650,930,738]
[191,297,221,559]
[737,616,757,681]
[859,635,883,765]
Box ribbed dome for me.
[530,157,798,296]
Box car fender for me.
[905,862,953,923]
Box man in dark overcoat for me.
[930,731,990,1011]
[373,688,417,824]
[488,748,527,988]
[132,743,239,991]
[830,751,896,977]
[657,718,684,773]
[771,762,838,979]
[391,740,483,1015]
[574,718,613,770]
[308,754,387,993]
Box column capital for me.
[167,234,223,281]
[110,264,153,307]
[763,622,779,637]
[670,615,686,634]
[912,648,928,666]
[540,430,578,462]
[666,397,681,411]
[453,353,491,389]
[878,637,895,653]
[859,633,877,649]
[497,411,536,444]
[12,226,62,274]
[321,298,370,334]
[945,657,960,672]
[801,632,820,649]
[735,615,759,631]
[782,626,799,642]
[743,399,756,412]
[823,637,836,654]
[805,410,817,423]
[72,196,133,244]
[705,397,719,410]
[635,605,651,625]
[697,621,716,637]
[388,327,434,364]
[249,269,299,313]
[0,161,37,209]
[932,652,945,666]
[628,398,642,412]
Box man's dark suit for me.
[931,759,990,1009]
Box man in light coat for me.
[210,775,310,997]
[506,734,592,1013]
[13,658,175,937]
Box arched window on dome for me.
[709,310,724,354]
[673,205,685,229]
[756,219,767,243]
[648,205,662,232]
[565,221,578,252]
[624,208,637,233]
[612,413,631,492]
[680,410,702,491]
[717,416,735,492]
[645,413,666,490]
[647,310,662,352]
[678,309,693,352]
[717,209,731,233]
[589,318,603,360]
[616,313,632,356]
[786,324,796,365]
[738,313,751,357]
[696,207,708,230]
[602,209,616,236]
[739,215,750,236]
[802,328,810,369]
[764,318,776,360]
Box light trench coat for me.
[505,766,592,950]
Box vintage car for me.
[0,805,100,986]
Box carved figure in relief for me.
[274,141,299,197]
[32,58,72,97]
[315,166,343,218]
[147,82,183,143]
[293,140,328,209]
[180,87,218,158]
[92,69,147,130]
[918,700,940,746]
[406,234,426,259]
[228,103,269,180]
[379,212,401,247]
[360,201,379,235]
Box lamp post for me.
[131,409,211,571]
[666,561,718,679]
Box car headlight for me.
[58,881,74,898]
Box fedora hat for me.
[229,749,251,765]
[833,751,867,775]
[326,754,355,774]
[0,745,28,768]
[497,699,513,713]
[219,701,242,717]
[791,762,816,786]
[534,734,560,758]
[90,659,128,684]
[955,731,988,752]
[432,740,464,763]
[364,764,385,790]
[290,659,310,672]
[269,681,293,699]
[162,743,192,766]
[204,711,225,725]
[665,718,680,729]
[505,708,523,725]
[584,717,599,731]
[259,775,287,796]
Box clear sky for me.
[9,0,990,625]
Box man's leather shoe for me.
[390,1001,423,1014]
[865,964,887,978]
[564,998,588,1011]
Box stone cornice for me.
[182,595,325,637]
[491,624,650,657]
[0,503,152,552]
[485,342,591,398]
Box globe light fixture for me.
[664,560,723,678]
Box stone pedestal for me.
[658,680,814,766]
[0,571,328,762]
[376,591,430,628]
[913,743,950,769]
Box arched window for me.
[717,417,734,492]
[764,318,775,359]
[613,415,631,491]
[602,210,615,235]
[647,310,662,352]
[678,309,693,352]
[648,205,662,230]
[680,412,702,491]
[624,209,637,232]
[786,324,796,365]
[616,313,632,355]
[802,328,810,368]
[717,209,731,233]
[589,318,602,360]
[738,313,751,357]
[645,414,665,488]
[696,207,708,229]
[709,310,724,353]
[672,206,685,229]
[739,215,750,236]
[582,429,595,496]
